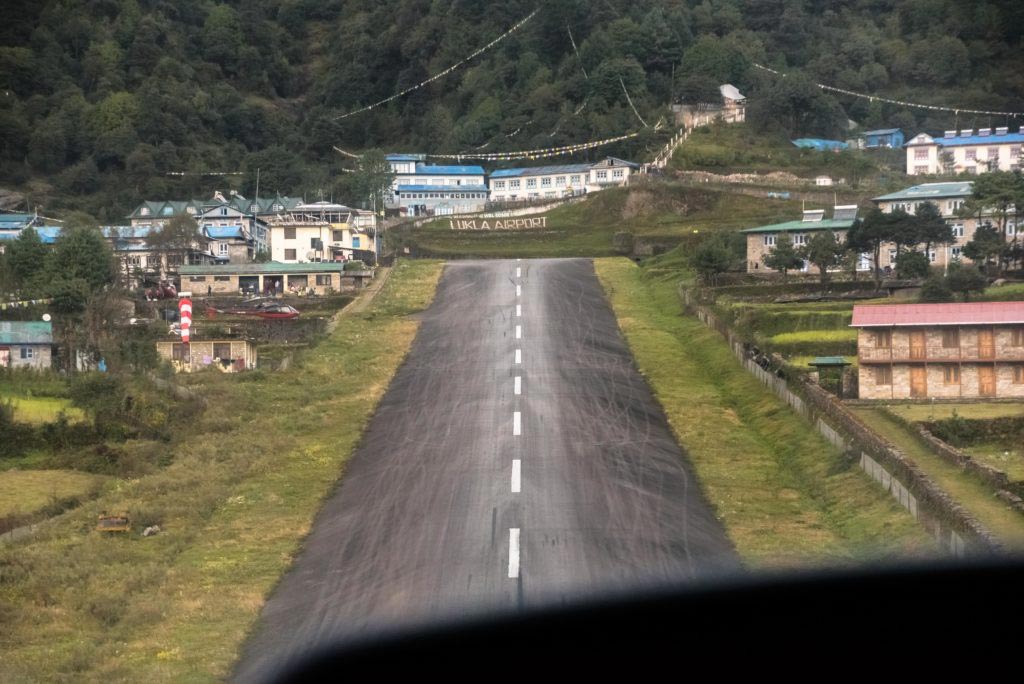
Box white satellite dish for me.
[42,313,51,322]
[306,251,315,260]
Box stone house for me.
[0,321,53,370]
[853,302,1024,400]
[156,339,257,373]
[743,207,860,274]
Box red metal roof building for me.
[851,302,1024,400]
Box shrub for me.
[343,260,368,271]
[612,231,635,255]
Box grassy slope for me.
[594,258,934,567]
[1,395,84,424]
[0,470,105,517]
[398,181,800,259]
[851,407,1024,548]
[0,260,444,682]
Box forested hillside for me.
[1,0,1022,219]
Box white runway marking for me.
[515,325,522,339]
[514,348,521,364]
[514,375,521,395]
[516,267,521,278]
[508,528,520,578]
[516,284,521,297]
[516,304,522,317]
[513,411,521,436]
[511,459,521,493]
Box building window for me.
[285,249,297,260]
[943,366,960,385]
[793,233,807,246]
[965,149,976,161]
[613,169,624,179]
[1007,222,1017,237]
[316,274,332,285]
[949,200,965,212]
[988,147,1000,160]
[874,330,892,348]
[20,347,34,360]
[555,177,565,186]
[1012,328,1024,346]
[1014,366,1024,384]
[510,180,520,189]
[526,179,537,189]
[333,230,344,242]
[942,329,960,348]
[570,175,581,184]
[272,203,283,211]
[172,343,189,361]
[213,343,232,359]
[1011,146,1021,159]
[874,366,892,385]
[189,276,207,282]
[284,227,296,240]
[914,148,928,160]
[763,234,776,246]
[541,177,551,187]
[495,181,505,189]
[352,237,361,248]
[218,243,228,256]
[915,166,929,175]
[951,247,962,259]
[951,223,964,238]
[928,249,937,263]
[596,170,608,180]
[214,275,231,281]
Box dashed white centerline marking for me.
[511,459,521,493]
[508,528,520,578]
[514,349,521,364]
[514,375,521,395]
[515,325,522,339]
[516,284,521,297]
[516,304,522,317]
[516,267,521,278]
[513,411,521,436]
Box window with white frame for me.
[915,166,929,174]
[140,207,150,216]
[541,177,551,187]
[1011,146,1021,159]
[555,177,565,186]
[510,179,520,189]
[526,179,537,189]
[965,148,977,161]
[570,175,581,184]
[951,223,964,238]
[1007,222,1016,236]
[951,246,962,259]
[888,249,897,263]
[218,243,228,256]
[20,347,34,359]
[929,249,937,262]
[793,233,807,245]
[763,234,776,246]
[613,169,624,179]
[495,180,505,189]
[988,147,1000,160]
[914,148,928,160]
[596,170,608,180]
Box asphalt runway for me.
[234,259,738,682]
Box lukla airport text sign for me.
[449,217,547,231]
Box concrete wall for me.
[156,340,257,372]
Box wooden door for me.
[979,366,996,397]
[910,366,927,398]
[978,329,995,360]
[909,330,926,360]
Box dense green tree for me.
[800,230,846,286]
[48,225,117,291]
[692,234,734,285]
[5,227,48,292]
[963,223,1006,275]
[894,250,930,279]
[762,233,802,282]
[945,262,987,301]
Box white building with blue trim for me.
[905,127,1024,175]
[488,157,638,203]
[385,154,488,216]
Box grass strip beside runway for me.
[0,260,445,682]
[594,258,935,568]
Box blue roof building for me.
[905,127,1024,175]
[863,128,904,149]
[385,155,488,215]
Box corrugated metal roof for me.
[204,226,246,239]
[490,163,594,178]
[851,302,1024,327]
[413,164,485,175]
[741,218,855,234]
[720,84,745,101]
[935,132,1024,148]
[386,154,425,161]
[36,226,62,244]
[864,128,901,136]
[178,262,349,275]
[0,321,53,345]
[395,185,489,193]
[873,182,973,202]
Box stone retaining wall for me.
[681,285,1003,556]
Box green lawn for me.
[1,394,85,424]
[975,282,1024,302]
[395,180,800,258]
[851,407,1024,548]
[963,443,1024,482]
[0,469,105,517]
[881,403,1024,422]
[595,257,934,568]
[0,260,445,682]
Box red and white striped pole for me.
[179,297,192,344]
